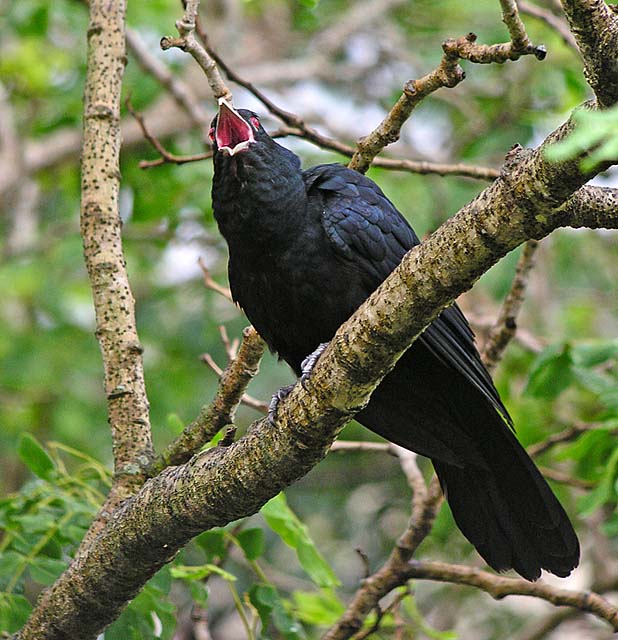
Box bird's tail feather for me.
[432,427,579,581]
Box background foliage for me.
[1,0,618,638]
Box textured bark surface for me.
[15,140,618,640]
[79,0,153,479]
[15,4,152,636]
[14,2,618,639]
[561,0,618,107]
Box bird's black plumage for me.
[210,101,580,581]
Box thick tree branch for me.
[16,97,618,637]
[78,0,152,494]
[560,0,618,106]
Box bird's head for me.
[210,99,304,235]
[210,99,266,156]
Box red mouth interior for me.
[216,102,253,152]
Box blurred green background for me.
[2,1,618,638]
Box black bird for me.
[210,100,579,581]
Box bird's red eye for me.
[208,126,215,141]
[250,115,260,130]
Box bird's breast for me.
[228,245,366,372]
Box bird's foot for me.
[268,384,295,426]
[300,342,330,389]
[268,343,330,426]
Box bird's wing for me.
[304,163,419,281]
[303,163,511,424]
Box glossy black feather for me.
[211,109,579,580]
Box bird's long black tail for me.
[355,344,580,581]
[432,424,579,581]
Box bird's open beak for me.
[215,98,255,156]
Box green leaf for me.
[148,565,173,595]
[18,433,56,480]
[17,512,58,535]
[106,579,177,640]
[525,343,574,399]
[249,583,307,640]
[236,527,265,560]
[170,563,237,582]
[249,583,278,629]
[557,424,618,462]
[0,593,32,633]
[292,589,345,626]
[166,413,185,434]
[0,551,24,588]
[579,446,618,516]
[272,602,307,640]
[195,529,227,561]
[188,581,209,607]
[601,511,618,538]
[545,104,618,170]
[571,339,618,368]
[261,493,340,588]
[28,556,67,585]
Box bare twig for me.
[198,256,233,302]
[201,353,269,414]
[468,312,544,353]
[348,38,466,174]
[139,150,212,169]
[482,239,539,372]
[528,421,605,458]
[126,27,211,140]
[538,465,594,489]
[518,573,618,640]
[160,0,232,103]
[125,98,212,167]
[148,326,265,474]
[348,29,545,174]
[518,1,579,50]
[499,0,534,52]
[330,441,397,455]
[352,586,412,640]
[325,460,443,640]
[403,560,618,631]
[218,325,239,362]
